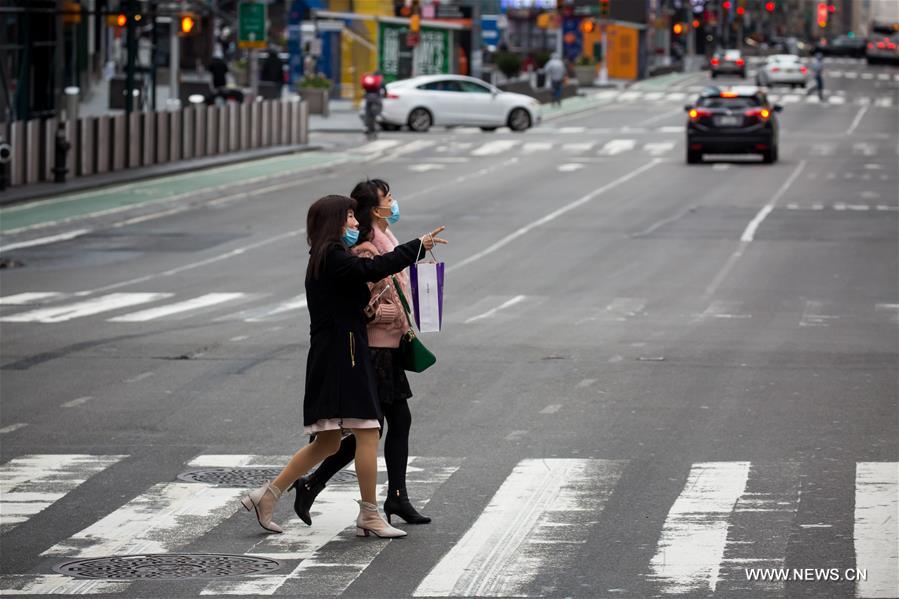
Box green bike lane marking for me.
[0,151,362,234]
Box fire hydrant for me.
[53,123,71,183]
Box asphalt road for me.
[1,58,897,598]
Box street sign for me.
[481,16,500,45]
[239,2,267,49]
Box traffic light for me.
[179,12,200,36]
[765,1,775,11]
[736,6,745,15]
[692,19,701,28]
[599,0,610,18]
[828,4,836,12]
[817,2,828,27]
[673,22,685,35]
[722,1,731,9]
[116,13,127,27]
[410,13,421,33]
[580,19,596,33]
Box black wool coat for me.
[303,239,424,427]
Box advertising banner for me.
[378,22,450,82]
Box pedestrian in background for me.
[291,179,432,527]
[811,52,824,100]
[544,53,566,107]
[261,47,285,97]
[241,195,446,538]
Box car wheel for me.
[408,108,433,132]
[508,108,531,132]
[480,127,498,132]
[687,149,702,164]
[762,146,776,164]
[379,123,400,131]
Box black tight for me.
[310,399,412,491]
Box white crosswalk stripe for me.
[1,455,127,533]
[644,141,676,156]
[0,292,65,306]
[108,293,247,322]
[0,293,172,323]
[471,140,520,156]
[1,456,897,595]
[561,142,595,152]
[599,139,636,155]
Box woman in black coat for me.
[241,194,446,539]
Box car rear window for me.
[724,50,741,59]
[698,96,760,109]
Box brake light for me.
[745,107,770,120]
[868,42,874,48]
[720,91,738,98]
[386,92,400,99]
[800,66,808,74]
[771,66,780,72]
[877,41,886,49]
[888,42,897,50]
[736,58,745,66]
[711,58,720,65]
[689,108,711,120]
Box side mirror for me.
[773,104,783,112]
[684,104,693,112]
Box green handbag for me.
[392,275,436,373]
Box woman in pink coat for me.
[290,179,432,526]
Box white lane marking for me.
[854,462,899,598]
[521,141,553,153]
[828,95,846,105]
[0,293,172,323]
[806,94,822,104]
[847,104,871,135]
[852,141,877,156]
[539,404,562,414]
[618,91,641,102]
[658,126,685,133]
[561,142,595,152]
[504,430,528,441]
[0,229,92,254]
[353,139,401,154]
[202,457,462,596]
[41,482,244,558]
[558,163,585,172]
[0,293,64,306]
[810,143,836,156]
[694,300,751,322]
[781,94,801,104]
[844,71,858,79]
[388,139,436,156]
[861,73,874,80]
[644,141,676,156]
[413,459,625,597]
[124,372,155,384]
[449,160,661,273]
[877,73,890,81]
[221,294,307,323]
[1,455,127,532]
[894,74,899,82]
[409,163,446,172]
[83,229,304,295]
[0,423,29,434]
[229,335,250,341]
[712,164,730,171]
[471,140,520,156]
[648,462,750,594]
[464,295,527,323]
[109,293,246,322]
[666,92,687,102]
[715,463,801,595]
[740,160,807,243]
[599,139,637,156]
[875,303,899,324]
[874,97,893,108]
[643,92,664,101]
[557,126,587,133]
[0,574,129,594]
[576,378,597,388]
[61,396,93,408]
[799,300,839,327]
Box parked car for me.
[866,33,899,65]
[756,54,808,88]
[710,49,746,78]
[372,75,542,133]
[815,35,867,58]
[685,86,782,164]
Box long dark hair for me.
[307,194,357,279]
[350,179,390,244]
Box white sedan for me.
[373,75,542,133]
[756,54,809,88]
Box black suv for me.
[685,86,783,164]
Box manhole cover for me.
[53,554,281,580]
[177,467,357,487]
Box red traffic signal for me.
[116,13,127,26]
[672,22,684,35]
[765,1,775,11]
[179,12,200,36]
[828,4,836,12]
[736,6,745,15]
[722,1,731,9]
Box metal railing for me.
[1,98,309,189]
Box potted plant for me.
[297,75,332,116]
[574,55,597,86]
[494,52,522,80]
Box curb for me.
[0,144,323,207]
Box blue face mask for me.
[342,227,359,247]
[387,200,401,225]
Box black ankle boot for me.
[383,488,431,525]
[289,475,325,526]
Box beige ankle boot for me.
[355,500,407,538]
[241,482,284,533]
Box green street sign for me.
[239,2,267,49]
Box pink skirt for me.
[303,418,380,435]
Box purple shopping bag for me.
[409,261,444,333]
